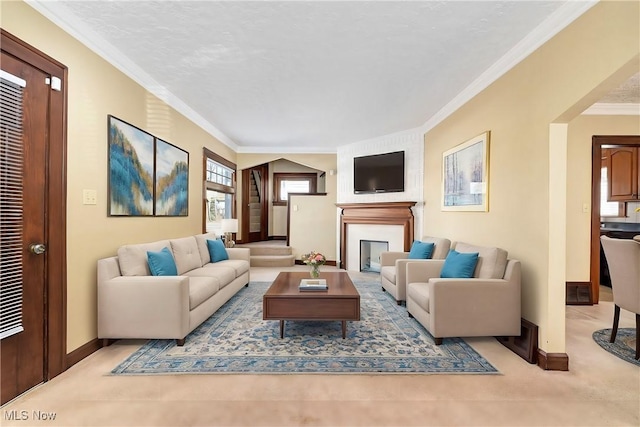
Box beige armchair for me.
[405,242,521,344]
[380,236,451,304]
[600,235,640,359]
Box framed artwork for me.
[442,131,490,212]
[155,138,189,216]
[108,116,154,216]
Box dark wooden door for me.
[0,29,67,404]
[0,52,49,404]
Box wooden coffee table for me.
[263,271,360,339]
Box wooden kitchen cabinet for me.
[605,147,639,201]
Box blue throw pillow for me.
[440,250,479,278]
[207,239,229,263]
[408,241,435,259]
[147,247,178,276]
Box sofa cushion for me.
[380,265,396,284]
[185,265,236,288]
[118,240,172,276]
[407,282,430,313]
[147,247,178,276]
[207,239,229,262]
[212,259,250,277]
[170,236,203,274]
[188,276,220,310]
[454,242,508,279]
[408,241,435,259]
[440,250,478,279]
[422,236,452,260]
[194,232,219,266]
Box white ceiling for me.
[29,0,614,153]
[599,72,640,103]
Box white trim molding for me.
[581,103,640,116]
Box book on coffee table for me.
[299,279,328,291]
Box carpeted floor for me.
[592,328,640,366]
[112,281,498,375]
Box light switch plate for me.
[83,189,97,205]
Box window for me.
[206,159,233,186]
[273,173,317,205]
[601,166,625,217]
[203,148,236,233]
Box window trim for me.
[203,148,237,232]
[273,173,317,206]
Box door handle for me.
[29,243,46,255]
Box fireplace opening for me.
[360,240,388,273]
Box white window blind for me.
[0,70,26,340]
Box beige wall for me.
[422,1,639,353]
[2,1,238,352]
[289,194,337,262]
[566,115,640,281]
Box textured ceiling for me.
[30,0,606,152]
[599,73,640,103]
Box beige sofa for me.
[380,236,451,304]
[405,241,521,344]
[97,233,250,346]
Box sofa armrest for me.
[97,276,190,339]
[406,260,445,284]
[395,259,437,291]
[381,251,409,267]
[428,278,521,335]
[226,247,250,262]
[97,257,121,282]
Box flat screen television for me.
[353,151,404,194]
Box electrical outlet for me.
[83,189,97,205]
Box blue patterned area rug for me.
[111,281,498,375]
[592,328,640,366]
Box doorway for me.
[242,164,268,243]
[590,135,640,304]
[0,30,67,405]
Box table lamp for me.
[220,218,238,248]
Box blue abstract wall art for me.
[155,138,189,216]
[108,116,154,216]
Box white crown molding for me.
[26,0,239,151]
[235,145,337,154]
[239,126,424,154]
[581,103,640,116]
[419,0,598,134]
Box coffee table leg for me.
[279,320,285,338]
[342,320,346,339]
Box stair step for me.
[250,254,295,267]
[243,246,292,256]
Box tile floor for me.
[1,266,638,426]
